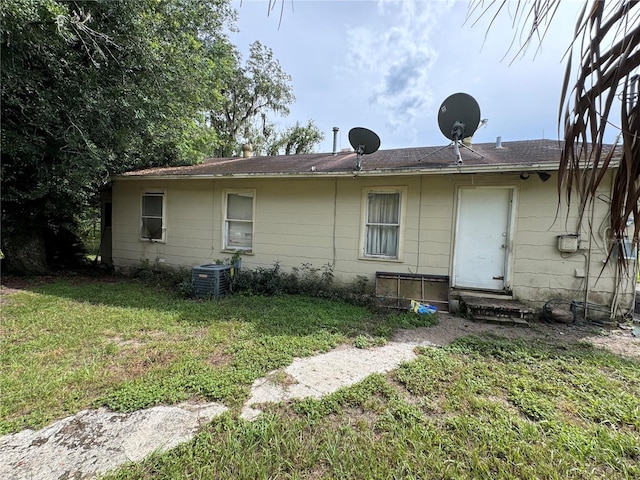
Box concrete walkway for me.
[4,312,638,480]
[0,403,228,480]
[0,337,438,480]
[241,338,437,420]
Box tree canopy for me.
[209,40,296,157]
[1,0,321,273]
[243,118,325,156]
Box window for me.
[224,190,254,251]
[363,190,402,259]
[141,192,165,241]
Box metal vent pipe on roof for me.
[496,136,503,148]
[241,143,253,158]
[332,127,339,155]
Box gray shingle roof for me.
[117,139,617,178]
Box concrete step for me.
[472,315,530,327]
[451,289,513,301]
[460,295,535,325]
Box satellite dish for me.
[438,93,481,141]
[348,127,381,170]
[437,93,481,164]
[348,127,380,155]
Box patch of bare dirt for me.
[393,312,640,360]
[1,273,123,291]
[0,276,35,305]
[1,275,57,291]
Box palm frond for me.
[470,0,640,272]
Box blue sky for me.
[229,0,592,152]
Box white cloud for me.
[231,0,584,150]
[344,0,453,134]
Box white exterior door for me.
[453,187,513,290]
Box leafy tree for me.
[469,0,640,269]
[210,40,295,157]
[243,118,324,156]
[278,120,325,155]
[1,0,236,273]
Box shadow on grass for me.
[447,332,639,367]
[1,273,419,339]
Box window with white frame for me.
[224,190,254,251]
[363,190,402,258]
[141,192,165,241]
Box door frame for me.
[450,185,518,292]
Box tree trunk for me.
[2,229,49,275]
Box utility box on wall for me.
[557,234,580,253]
[192,264,233,299]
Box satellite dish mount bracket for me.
[451,121,465,165]
[355,146,364,170]
[451,121,465,141]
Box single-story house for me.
[105,138,637,321]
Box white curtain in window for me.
[366,193,399,256]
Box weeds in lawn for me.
[104,334,640,480]
[352,334,386,349]
[4,276,639,479]
[0,277,407,433]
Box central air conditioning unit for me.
[192,264,233,299]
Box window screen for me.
[225,192,254,250]
[141,193,164,240]
[364,192,400,257]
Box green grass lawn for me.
[0,275,425,434]
[2,276,639,479]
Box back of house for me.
[106,139,636,322]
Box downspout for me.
[212,179,216,254]
[332,178,338,267]
[631,241,639,319]
[607,168,617,320]
[611,254,621,320]
[611,166,620,319]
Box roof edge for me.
[112,161,585,181]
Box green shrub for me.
[124,259,194,295]
[228,261,285,295]
[175,275,194,298]
[229,261,373,306]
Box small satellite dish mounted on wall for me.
[348,127,381,171]
[437,93,481,165]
